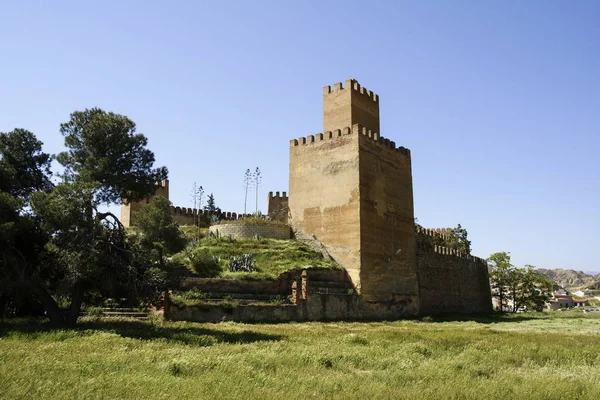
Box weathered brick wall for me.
[323,79,380,134]
[416,231,492,315]
[289,129,362,287]
[357,126,419,317]
[208,223,291,240]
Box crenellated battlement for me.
[268,191,288,200]
[415,225,451,242]
[323,79,379,104]
[416,226,486,265]
[170,206,252,221]
[289,124,410,157]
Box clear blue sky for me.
[1,1,598,271]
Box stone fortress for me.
[121,79,492,318]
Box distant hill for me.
[538,268,600,289]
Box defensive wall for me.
[170,206,252,227]
[120,179,253,228]
[415,227,492,314]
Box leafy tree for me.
[31,181,138,324]
[56,108,167,203]
[433,224,471,255]
[0,129,54,318]
[488,252,553,312]
[27,108,167,326]
[488,252,512,311]
[0,129,53,201]
[133,196,187,265]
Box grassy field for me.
[1,312,599,399]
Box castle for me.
[121,79,492,317]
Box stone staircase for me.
[82,307,150,320]
[191,292,289,306]
[309,277,355,295]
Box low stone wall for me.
[167,294,360,323]
[180,269,350,296]
[209,223,291,240]
[167,269,360,323]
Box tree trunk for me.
[66,281,84,326]
[4,251,65,326]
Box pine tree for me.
[204,193,221,214]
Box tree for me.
[31,181,136,324]
[0,129,54,318]
[0,129,53,201]
[133,196,187,265]
[56,108,167,203]
[512,265,553,312]
[488,252,512,312]
[488,252,553,312]
[28,108,167,326]
[204,193,221,214]
[433,224,471,255]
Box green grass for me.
[177,237,339,280]
[1,312,600,399]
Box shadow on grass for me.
[413,312,573,324]
[0,318,285,347]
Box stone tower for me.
[289,79,420,317]
[120,180,169,227]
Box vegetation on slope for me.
[172,236,340,280]
[1,312,599,399]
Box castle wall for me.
[120,180,169,227]
[416,229,492,314]
[267,191,289,223]
[356,125,420,316]
[289,129,362,289]
[171,206,251,226]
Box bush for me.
[177,288,208,301]
[228,253,256,272]
[189,248,221,277]
[141,267,169,303]
[86,306,105,317]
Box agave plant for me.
[228,253,256,272]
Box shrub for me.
[188,248,221,277]
[228,253,256,272]
[86,306,105,318]
[178,288,208,301]
[141,267,169,303]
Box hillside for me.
[538,268,600,289]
